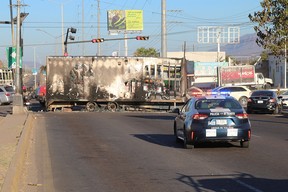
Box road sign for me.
[32,68,37,75]
[6,47,22,69]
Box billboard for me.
[186,62,229,76]
[107,10,143,33]
[220,65,255,85]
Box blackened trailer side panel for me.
[46,57,147,105]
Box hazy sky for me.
[1,0,263,66]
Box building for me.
[268,54,287,88]
[167,52,226,62]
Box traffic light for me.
[136,36,149,40]
[92,38,104,43]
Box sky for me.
[0,0,264,68]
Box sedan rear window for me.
[196,99,242,110]
[251,91,273,97]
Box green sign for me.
[6,47,22,69]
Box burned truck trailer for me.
[46,56,185,111]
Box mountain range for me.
[220,33,264,56]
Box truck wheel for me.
[107,102,118,112]
[86,102,97,112]
[239,96,248,107]
[265,84,271,89]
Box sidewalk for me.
[0,110,33,192]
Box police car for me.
[173,93,251,148]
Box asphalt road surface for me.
[15,110,288,192]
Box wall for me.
[268,55,287,88]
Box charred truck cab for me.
[46,56,186,111]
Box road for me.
[16,108,288,192]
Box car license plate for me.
[257,100,263,103]
[227,129,238,136]
[206,129,216,137]
[216,119,227,125]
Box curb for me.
[1,113,35,192]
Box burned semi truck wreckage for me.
[46,56,186,112]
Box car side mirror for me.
[171,108,180,114]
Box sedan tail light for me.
[5,93,11,96]
[236,113,248,119]
[192,114,208,120]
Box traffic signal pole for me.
[13,0,24,114]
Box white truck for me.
[186,61,229,89]
[218,65,273,89]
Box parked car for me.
[212,86,252,107]
[246,90,282,114]
[0,85,15,105]
[173,94,251,148]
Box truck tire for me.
[107,102,118,112]
[86,102,97,112]
[264,84,271,89]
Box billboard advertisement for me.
[186,62,228,76]
[107,10,143,32]
[220,65,255,85]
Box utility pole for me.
[161,0,167,58]
[97,0,101,56]
[13,0,24,114]
[285,37,287,89]
[9,0,15,46]
[82,0,85,55]
[61,3,65,55]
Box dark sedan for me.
[246,90,281,114]
[173,94,251,149]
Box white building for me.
[268,54,287,88]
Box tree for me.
[248,0,287,55]
[133,47,160,57]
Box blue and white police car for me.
[173,93,251,148]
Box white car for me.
[0,85,14,105]
[212,86,252,107]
